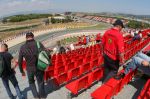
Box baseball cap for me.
[113,19,125,28]
[26,32,34,38]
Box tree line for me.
[2,14,52,23]
[51,16,73,24]
[127,20,150,29]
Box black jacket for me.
[18,39,44,73]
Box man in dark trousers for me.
[102,19,125,83]
[18,32,46,99]
[0,44,25,99]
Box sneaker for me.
[114,73,125,80]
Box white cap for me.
[139,34,142,38]
[135,31,139,34]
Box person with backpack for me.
[0,44,25,99]
[18,32,50,99]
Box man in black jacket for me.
[0,44,24,99]
[18,32,46,99]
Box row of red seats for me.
[53,51,101,69]
[44,44,102,81]
[45,56,104,85]
[91,69,136,99]
[142,29,150,38]
[123,29,150,43]
[123,29,150,52]
[138,79,150,99]
[124,37,150,61]
[44,45,104,87]
[124,36,150,52]
[124,40,140,52]
[66,67,104,95]
[54,30,150,97]
[51,44,101,64]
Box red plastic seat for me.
[54,66,65,76]
[65,62,75,71]
[63,58,71,66]
[91,53,97,59]
[83,55,91,64]
[67,67,80,81]
[91,84,113,99]
[54,72,68,86]
[90,58,99,69]
[105,78,122,95]
[55,54,62,61]
[88,68,104,86]
[79,53,86,59]
[55,61,64,68]
[79,62,90,75]
[98,56,104,66]
[138,90,150,99]
[66,75,89,95]
[143,79,150,91]
[75,58,83,67]
[138,79,150,99]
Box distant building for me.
[48,16,66,20]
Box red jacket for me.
[102,28,124,60]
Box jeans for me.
[27,69,46,98]
[124,52,150,74]
[2,74,24,99]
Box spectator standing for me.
[102,19,125,83]
[0,44,25,99]
[18,32,46,99]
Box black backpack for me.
[0,54,5,77]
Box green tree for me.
[127,20,150,29]
[51,17,56,24]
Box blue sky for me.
[0,0,150,17]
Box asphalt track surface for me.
[9,28,106,58]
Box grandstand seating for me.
[67,67,80,81]
[91,82,115,99]
[66,67,104,95]
[90,29,150,99]
[44,43,103,86]
[21,29,150,98]
[91,69,137,99]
